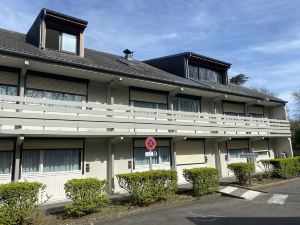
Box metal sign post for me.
[145,137,156,171]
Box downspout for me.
[39,9,47,49]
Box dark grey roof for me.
[0,28,285,103]
[144,52,232,68]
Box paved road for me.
[99,179,300,225]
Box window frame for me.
[222,101,246,117]
[45,27,79,54]
[132,139,171,168]
[173,94,201,113]
[21,149,82,174]
[25,88,87,102]
[0,83,17,96]
[0,151,13,175]
[188,63,224,84]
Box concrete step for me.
[218,186,263,200]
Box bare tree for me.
[250,86,277,97]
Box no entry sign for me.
[145,136,156,151]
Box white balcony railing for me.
[0,95,291,137]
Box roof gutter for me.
[0,47,287,104]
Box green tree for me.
[230,74,249,86]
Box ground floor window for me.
[228,148,248,158]
[0,151,12,174]
[22,149,81,173]
[254,151,270,158]
[134,146,170,165]
[133,139,171,166]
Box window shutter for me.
[176,140,205,164]
[130,89,167,104]
[26,75,87,96]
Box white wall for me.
[113,139,132,193]
[84,139,107,180]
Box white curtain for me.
[173,97,200,112]
[43,150,80,172]
[0,151,12,174]
[22,150,40,173]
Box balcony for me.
[0,95,291,138]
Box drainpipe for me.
[40,9,47,49]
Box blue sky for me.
[0,0,299,117]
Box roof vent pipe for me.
[123,49,134,61]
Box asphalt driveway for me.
[98,179,300,225]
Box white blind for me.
[248,106,264,115]
[252,140,269,151]
[0,140,14,151]
[23,140,84,150]
[176,140,205,164]
[26,75,87,95]
[0,71,18,85]
[130,89,167,104]
[223,102,245,114]
[227,140,249,149]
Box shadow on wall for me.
[186,217,299,225]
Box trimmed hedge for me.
[0,182,45,225]
[228,162,255,185]
[64,178,109,217]
[183,168,219,197]
[116,170,177,206]
[260,157,300,179]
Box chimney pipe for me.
[123,49,134,61]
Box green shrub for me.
[0,182,45,225]
[116,170,177,206]
[183,168,219,197]
[265,157,300,179]
[64,178,109,217]
[228,162,255,185]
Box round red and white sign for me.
[145,136,156,151]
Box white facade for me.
[0,9,293,203]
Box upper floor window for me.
[0,84,17,96]
[173,96,200,113]
[223,102,245,117]
[46,28,78,54]
[188,64,223,84]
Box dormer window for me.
[26,9,87,57]
[45,28,78,54]
[62,33,77,53]
[188,63,223,84]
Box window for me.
[223,102,245,117]
[173,96,200,112]
[22,150,40,173]
[229,148,248,158]
[224,112,245,117]
[188,64,223,84]
[134,146,170,166]
[249,113,264,118]
[131,101,167,110]
[21,149,81,173]
[0,84,17,96]
[43,149,81,172]
[25,89,86,102]
[0,151,12,174]
[45,28,78,54]
[255,151,270,158]
[61,33,77,53]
